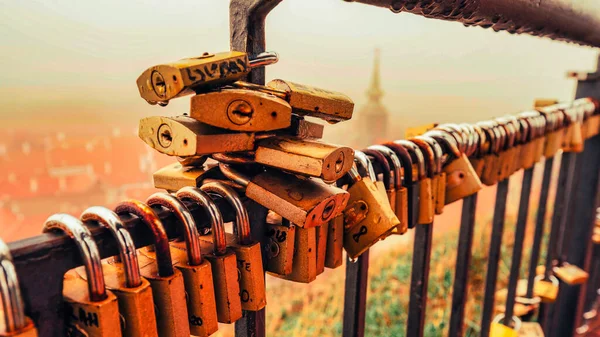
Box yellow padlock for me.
[80,207,158,337]
[43,214,122,337]
[115,201,190,337]
[533,275,559,303]
[146,193,219,337]
[490,315,521,337]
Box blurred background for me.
[0,1,597,336]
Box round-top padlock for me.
[0,237,32,334]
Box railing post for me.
[406,222,434,337]
[343,251,370,337]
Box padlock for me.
[518,322,545,337]
[324,214,344,269]
[553,263,589,285]
[80,207,158,337]
[114,200,190,337]
[254,136,354,183]
[368,145,409,233]
[0,238,38,337]
[490,314,521,337]
[409,138,435,224]
[219,164,349,228]
[266,79,354,123]
[533,275,559,303]
[415,135,445,215]
[263,212,296,275]
[175,186,242,323]
[146,193,218,336]
[315,222,329,275]
[272,225,318,283]
[199,181,267,311]
[136,51,277,105]
[189,88,292,131]
[278,114,325,140]
[443,150,482,203]
[153,162,222,192]
[360,149,394,212]
[342,165,401,259]
[387,140,421,229]
[139,115,256,156]
[42,214,122,337]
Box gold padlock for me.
[389,140,423,229]
[136,51,277,105]
[315,222,329,276]
[190,88,292,132]
[360,149,395,214]
[553,263,589,285]
[342,165,400,259]
[152,162,221,192]
[80,207,159,337]
[265,79,354,123]
[272,225,318,283]
[114,201,190,337]
[324,214,344,269]
[254,137,354,183]
[138,115,256,156]
[533,275,559,303]
[219,164,349,228]
[410,138,435,224]
[415,135,446,215]
[263,212,296,275]
[146,193,219,337]
[43,214,122,337]
[175,186,242,324]
[490,314,521,337]
[200,181,267,311]
[0,238,38,337]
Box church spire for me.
[366,48,383,102]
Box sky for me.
[0,0,598,132]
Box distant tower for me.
[358,49,389,147]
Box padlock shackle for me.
[43,213,108,302]
[436,124,468,154]
[458,123,477,156]
[409,138,436,178]
[474,122,497,157]
[176,187,228,256]
[414,135,443,174]
[394,140,426,180]
[201,181,253,246]
[354,151,377,181]
[494,118,516,150]
[147,193,203,266]
[383,142,415,184]
[362,148,393,190]
[247,51,279,68]
[425,130,461,163]
[368,145,403,190]
[81,206,142,288]
[115,200,175,278]
[219,163,252,187]
[0,238,27,332]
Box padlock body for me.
[435,172,446,214]
[140,266,190,337]
[266,79,354,123]
[201,247,243,323]
[444,154,483,204]
[271,226,318,283]
[395,186,409,234]
[254,137,354,183]
[190,89,292,131]
[490,322,518,337]
[264,223,296,275]
[554,264,589,285]
[62,273,123,337]
[137,51,249,103]
[315,222,329,275]
[100,261,159,337]
[519,322,545,336]
[229,242,267,311]
[153,162,220,192]
[324,215,344,269]
[417,178,434,225]
[246,170,349,227]
[481,155,499,186]
[534,280,558,303]
[343,178,400,259]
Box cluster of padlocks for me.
[2,50,600,337]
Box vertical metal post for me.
[343,251,370,337]
[503,167,535,324]
[406,222,434,337]
[525,157,555,299]
[229,2,282,336]
[480,179,510,337]
[448,193,478,337]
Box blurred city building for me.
[357,49,390,146]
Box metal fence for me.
[5,1,600,337]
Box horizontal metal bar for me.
[349,0,600,47]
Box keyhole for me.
[151,71,167,98]
[334,152,345,173]
[321,199,336,220]
[157,124,173,148]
